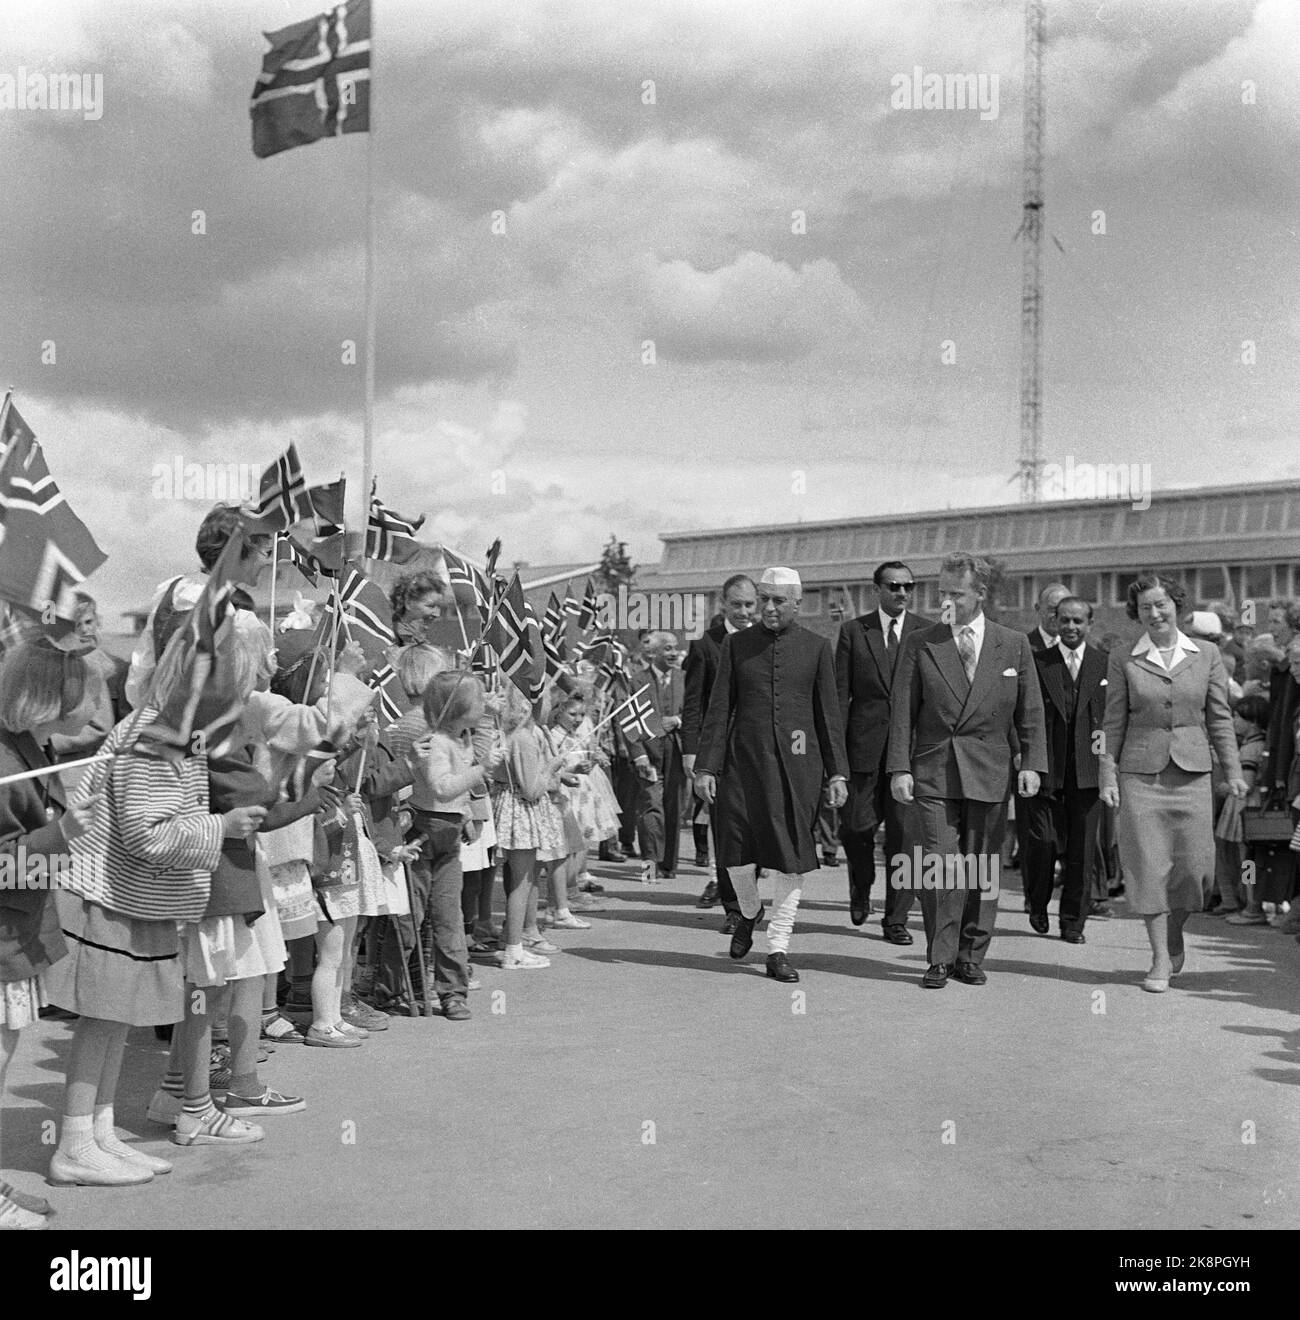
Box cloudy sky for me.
[3,0,1298,622]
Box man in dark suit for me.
[695,567,848,984]
[888,552,1048,988]
[835,560,928,943]
[681,574,756,925]
[1028,582,1070,653]
[625,631,687,880]
[1023,596,1108,943]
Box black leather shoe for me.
[1029,912,1050,935]
[922,963,950,989]
[1061,929,1086,944]
[694,853,710,868]
[599,843,626,863]
[953,961,987,985]
[656,866,676,880]
[720,912,740,935]
[729,906,766,959]
[882,924,914,945]
[822,853,839,867]
[849,885,869,927]
[1090,901,1113,919]
[765,953,799,982]
[696,881,719,909]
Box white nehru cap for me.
[760,566,802,590]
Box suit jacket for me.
[681,619,727,757]
[887,617,1048,802]
[626,662,685,763]
[1028,625,1056,653]
[1100,637,1241,788]
[835,610,929,774]
[0,730,70,983]
[1033,642,1108,792]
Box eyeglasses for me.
[882,582,915,592]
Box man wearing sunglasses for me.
[834,562,928,942]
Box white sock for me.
[556,908,572,920]
[58,1114,121,1168]
[504,943,523,958]
[92,1105,134,1157]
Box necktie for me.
[886,617,898,665]
[1065,647,1080,682]
[957,625,977,684]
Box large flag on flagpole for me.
[250,0,371,159]
[0,393,107,625]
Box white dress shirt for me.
[877,608,907,644]
[1035,625,1059,650]
[951,611,986,666]
[1060,641,1085,680]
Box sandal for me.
[261,1012,307,1045]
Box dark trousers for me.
[612,755,640,851]
[377,811,469,1002]
[1023,780,1101,933]
[913,796,1007,967]
[635,742,683,872]
[839,769,917,929]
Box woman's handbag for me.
[1242,788,1295,844]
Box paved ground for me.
[4,855,1299,1230]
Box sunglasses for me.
[882,581,915,592]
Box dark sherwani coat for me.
[695,621,848,874]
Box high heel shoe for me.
[1142,969,1170,993]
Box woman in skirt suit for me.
[1100,573,1245,992]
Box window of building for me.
[1245,564,1273,601]
[1264,499,1284,532]
[1242,498,1266,534]
[1181,503,1204,538]
[1277,564,1294,599]
[1164,505,1186,538]
[997,576,1022,609]
[919,581,940,612]
[830,531,853,560]
[1202,503,1226,537]
[1287,496,1300,530]
[1072,571,1099,602]
[1115,572,1139,606]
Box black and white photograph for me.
[0,0,1296,1278]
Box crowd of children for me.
[0,508,625,1229]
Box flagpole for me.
[358,0,378,569]
[268,535,279,634]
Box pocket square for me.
[1100,678,1108,686]
[1002,667,1017,677]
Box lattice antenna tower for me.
[1017,0,1046,501]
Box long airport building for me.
[634,478,1300,643]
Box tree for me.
[596,534,635,595]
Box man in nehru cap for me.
[694,567,849,983]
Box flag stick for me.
[0,752,112,787]
[268,535,279,633]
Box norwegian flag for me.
[248,443,314,532]
[611,684,660,742]
[278,532,323,586]
[251,0,371,159]
[307,478,345,576]
[136,529,247,758]
[562,581,581,620]
[598,637,631,688]
[366,662,404,726]
[577,577,601,632]
[365,490,424,563]
[482,573,543,703]
[541,592,568,673]
[0,395,107,625]
[335,564,397,650]
[440,547,490,619]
